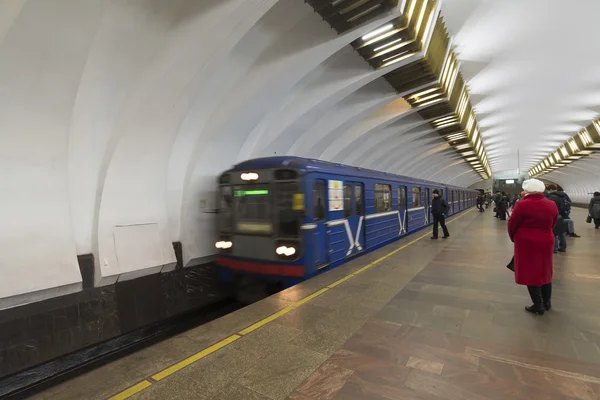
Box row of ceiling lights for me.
[309,0,492,180]
[529,119,600,178]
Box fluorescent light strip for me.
[433,115,457,124]
[414,93,442,103]
[373,38,403,52]
[448,66,460,95]
[407,0,418,20]
[373,41,410,58]
[435,121,459,130]
[440,56,453,88]
[380,53,412,68]
[362,23,394,40]
[447,134,466,141]
[465,114,474,135]
[580,129,593,146]
[414,0,429,36]
[382,51,409,63]
[416,97,443,108]
[421,7,436,46]
[560,146,569,157]
[411,87,439,99]
[363,29,401,46]
[457,90,468,119]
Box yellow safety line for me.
[238,306,295,335]
[108,380,152,400]
[292,287,330,306]
[108,208,474,399]
[151,334,240,381]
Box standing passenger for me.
[430,189,450,240]
[508,179,558,315]
[589,192,600,229]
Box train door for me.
[311,180,329,268]
[451,190,456,214]
[344,182,365,256]
[424,187,431,224]
[398,186,408,235]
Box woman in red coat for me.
[508,179,558,315]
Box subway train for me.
[215,156,477,290]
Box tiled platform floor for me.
[34,207,600,400]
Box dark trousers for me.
[432,213,449,238]
[499,206,507,220]
[527,283,552,306]
[595,218,600,229]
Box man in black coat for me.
[431,189,450,239]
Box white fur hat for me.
[522,179,545,193]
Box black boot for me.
[526,286,545,315]
[542,283,552,311]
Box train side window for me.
[398,186,407,209]
[412,186,421,208]
[343,184,352,218]
[313,181,326,221]
[374,184,391,213]
[355,185,363,216]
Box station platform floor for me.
[34,207,600,400]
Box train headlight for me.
[241,172,259,181]
[276,246,296,256]
[215,241,233,249]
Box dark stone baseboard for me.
[0,262,231,381]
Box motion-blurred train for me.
[215,156,477,290]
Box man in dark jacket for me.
[547,185,580,238]
[589,192,600,229]
[431,189,450,239]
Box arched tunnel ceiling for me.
[440,0,600,202]
[1,0,598,302]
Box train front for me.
[215,167,307,287]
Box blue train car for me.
[215,157,477,288]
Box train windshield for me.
[219,180,303,237]
[233,184,273,234]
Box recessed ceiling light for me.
[362,23,394,41]
[373,38,403,52]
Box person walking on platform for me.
[430,189,450,240]
[508,179,558,315]
[477,193,485,212]
[589,192,600,229]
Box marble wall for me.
[0,261,229,379]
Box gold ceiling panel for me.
[529,119,600,178]
[306,0,491,180]
[306,0,400,34]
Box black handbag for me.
[587,215,593,224]
[506,256,515,272]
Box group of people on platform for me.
[442,182,600,316]
[493,180,598,315]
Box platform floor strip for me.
[238,306,295,335]
[108,380,152,400]
[151,334,240,381]
[107,209,473,399]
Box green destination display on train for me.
[234,189,269,197]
